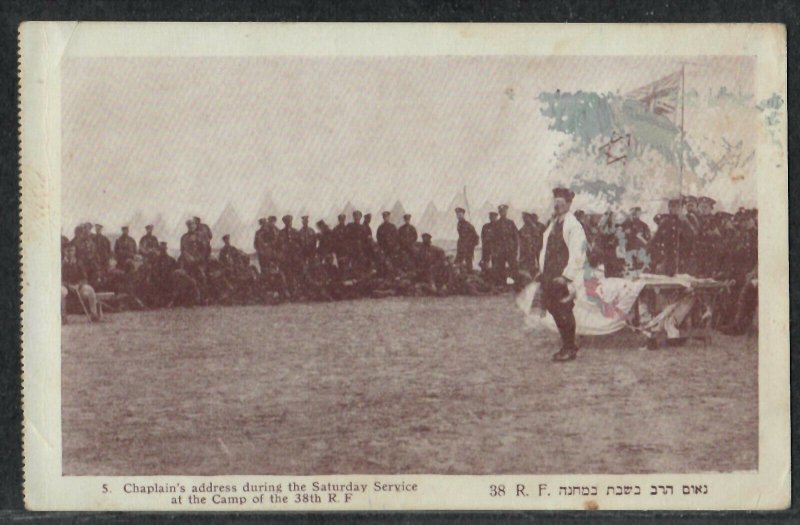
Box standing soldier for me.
[345,210,368,271]
[398,213,418,255]
[622,206,651,271]
[315,220,336,264]
[454,207,479,272]
[492,204,519,286]
[363,213,374,240]
[693,196,720,277]
[332,213,348,267]
[278,215,302,297]
[139,224,160,262]
[93,223,112,273]
[298,215,318,266]
[376,211,399,256]
[480,211,498,275]
[152,241,177,307]
[114,225,137,270]
[253,218,272,274]
[179,219,207,290]
[682,196,700,233]
[538,187,587,362]
[648,198,695,276]
[193,216,213,262]
[219,234,238,268]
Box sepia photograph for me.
[20,23,788,511]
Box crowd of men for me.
[61,195,758,335]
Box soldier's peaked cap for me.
[498,204,509,211]
[552,187,575,202]
[121,225,129,230]
[455,207,466,213]
[282,215,292,222]
[421,233,432,239]
[258,217,267,224]
[268,216,277,222]
[94,223,103,228]
[337,213,346,220]
[489,211,498,217]
[301,215,309,219]
[222,234,230,240]
[698,196,716,206]
[381,211,391,217]
[146,224,154,229]
[630,206,642,213]
[403,214,411,219]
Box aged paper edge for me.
[20,22,789,511]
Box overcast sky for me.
[62,55,753,233]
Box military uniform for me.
[298,223,318,264]
[648,211,695,276]
[491,207,519,285]
[622,210,651,271]
[518,214,544,277]
[455,213,479,272]
[480,214,497,272]
[398,219,418,255]
[278,218,302,296]
[376,218,399,255]
[114,231,137,269]
[139,231,160,261]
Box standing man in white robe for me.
[538,187,588,362]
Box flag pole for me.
[677,64,686,273]
[463,185,472,222]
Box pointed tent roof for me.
[213,202,248,247]
[390,200,406,221]
[341,200,357,219]
[256,191,278,219]
[418,200,439,233]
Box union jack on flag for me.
[626,70,682,117]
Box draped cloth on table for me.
[516,271,716,337]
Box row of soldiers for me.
[62,197,757,332]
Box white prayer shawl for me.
[538,211,588,285]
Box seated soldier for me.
[61,244,100,323]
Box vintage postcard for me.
[20,23,788,511]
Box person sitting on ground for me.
[61,244,100,323]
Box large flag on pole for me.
[626,70,682,117]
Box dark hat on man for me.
[382,211,391,218]
[185,219,194,226]
[145,224,154,230]
[301,215,309,220]
[353,210,362,217]
[530,212,539,221]
[403,214,412,220]
[682,195,697,204]
[122,225,129,231]
[552,187,575,202]
[258,217,267,225]
[521,211,531,220]
[668,198,682,207]
[421,233,432,240]
[455,207,466,214]
[630,206,642,213]
[316,219,326,228]
[268,216,277,222]
[337,213,346,220]
[222,234,230,241]
[193,216,201,222]
[489,211,498,218]
[364,213,372,219]
[282,215,292,223]
[498,204,509,212]
[94,223,103,229]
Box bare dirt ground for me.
[62,295,757,476]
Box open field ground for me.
[62,295,757,475]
